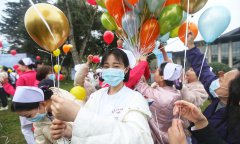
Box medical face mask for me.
[27,107,47,122]
[209,79,228,98]
[102,68,125,87]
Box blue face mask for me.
[27,108,47,122]
[48,74,55,81]
[209,79,220,98]
[102,68,125,87]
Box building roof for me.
[196,27,240,44]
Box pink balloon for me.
[103,31,114,45]
[10,50,17,56]
[0,41,2,48]
[36,56,41,60]
[87,0,97,5]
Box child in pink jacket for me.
[136,62,183,144]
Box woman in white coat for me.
[50,48,153,144]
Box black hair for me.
[225,74,240,140]
[11,102,39,112]
[99,48,130,82]
[36,65,51,81]
[18,60,36,70]
[38,79,54,100]
[36,60,43,66]
[159,62,182,90]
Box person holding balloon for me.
[11,79,78,144]
[50,48,154,144]
[186,32,240,144]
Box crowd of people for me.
[0,33,239,144]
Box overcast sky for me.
[1,0,239,51]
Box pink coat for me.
[136,80,181,143]
[3,70,37,96]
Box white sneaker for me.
[0,106,8,111]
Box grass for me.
[0,79,211,143]
[0,80,74,144]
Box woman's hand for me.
[51,95,80,122]
[86,55,93,65]
[174,100,208,129]
[168,119,187,144]
[50,119,72,140]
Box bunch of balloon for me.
[95,0,209,58]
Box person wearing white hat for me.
[1,57,38,144]
[135,62,185,143]
[11,84,76,144]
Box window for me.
[211,45,218,62]
[232,41,240,68]
[221,43,229,65]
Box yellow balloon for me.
[53,49,61,57]
[54,65,61,73]
[24,3,70,52]
[70,86,87,101]
[8,69,12,73]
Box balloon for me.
[70,86,87,101]
[54,65,61,73]
[105,0,124,27]
[36,56,41,60]
[170,26,180,38]
[0,41,2,48]
[101,12,117,31]
[63,44,72,54]
[13,65,19,70]
[164,0,180,7]
[159,32,170,43]
[181,0,208,14]
[147,0,165,13]
[56,74,64,81]
[92,56,100,63]
[24,3,70,52]
[122,11,140,38]
[96,0,106,8]
[178,22,198,43]
[159,4,183,35]
[8,69,12,73]
[127,0,138,5]
[198,6,231,43]
[140,18,160,49]
[10,50,17,56]
[87,0,97,5]
[53,49,61,57]
[103,31,114,45]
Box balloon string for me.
[27,0,57,44]
[57,56,60,88]
[51,54,56,87]
[60,55,66,66]
[183,0,190,84]
[38,49,51,55]
[198,44,208,80]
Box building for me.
[172,27,240,68]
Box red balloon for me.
[0,41,2,48]
[56,74,64,81]
[92,56,100,63]
[87,0,97,5]
[36,56,41,60]
[10,50,17,56]
[13,65,19,70]
[103,31,114,45]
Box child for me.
[135,62,183,143]
[0,72,9,111]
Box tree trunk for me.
[64,0,80,65]
[79,7,98,61]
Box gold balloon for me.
[24,3,70,52]
[181,0,208,14]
